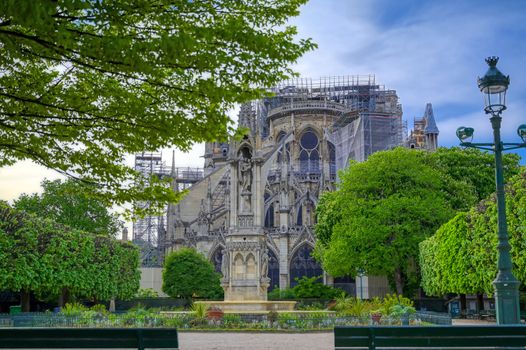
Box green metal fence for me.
[0,312,435,330]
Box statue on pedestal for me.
[238,147,253,213]
[221,249,229,281]
[260,248,269,281]
[239,156,252,192]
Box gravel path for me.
[178,332,333,350]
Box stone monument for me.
[204,138,295,311]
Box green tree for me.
[315,148,469,296]
[0,202,47,311]
[0,201,140,310]
[429,147,520,202]
[420,167,526,297]
[0,0,315,213]
[14,179,122,236]
[162,248,223,299]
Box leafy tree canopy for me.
[315,148,474,296]
[420,167,526,296]
[0,201,140,311]
[429,147,520,202]
[14,178,122,236]
[162,248,223,299]
[315,147,522,296]
[0,0,315,214]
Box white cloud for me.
[292,0,526,153]
[0,160,63,202]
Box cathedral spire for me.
[423,103,439,151]
[423,103,439,135]
[238,102,255,133]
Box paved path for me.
[178,332,333,350]
[178,320,499,350]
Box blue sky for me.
[292,0,526,160]
[0,0,525,200]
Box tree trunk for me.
[394,269,404,295]
[21,290,30,312]
[58,288,70,307]
[459,293,467,312]
[476,293,484,311]
[109,298,116,313]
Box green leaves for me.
[0,0,315,213]
[315,147,482,296]
[14,178,122,236]
[0,202,140,303]
[162,248,223,299]
[420,167,526,296]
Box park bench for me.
[335,325,526,349]
[0,328,178,350]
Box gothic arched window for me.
[299,130,319,173]
[268,248,280,291]
[296,204,303,226]
[334,275,356,296]
[265,204,274,228]
[289,244,323,287]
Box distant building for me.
[407,103,439,151]
[133,76,439,298]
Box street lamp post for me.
[456,57,526,324]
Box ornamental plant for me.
[162,248,223,299]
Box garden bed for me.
[0,310,428,331]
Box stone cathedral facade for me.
[164,76,438,295]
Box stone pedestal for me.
[198,300,296,312]
[218,142,272,309]
[221,228,269,302]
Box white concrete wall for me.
[356,275,390,299]
[139,267,167,297]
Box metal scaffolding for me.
[259,75,405,173]
[132,152,204,267]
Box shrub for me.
[296,301,325,310]
[267,310,279,323]
[135,288,159,298]
[388,304,416,319]
[162,248,223,299]
[61,302,88,316]
[292,276,343,299]
[223,313,243,328]
[379,294,414,315]
[190,302,208,319]
[90,304,108,315]
[268,287,295,299]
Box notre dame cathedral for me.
[161,75,438,296]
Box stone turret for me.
[423,103,439,151]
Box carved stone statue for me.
[260,249,269,279]
[239,156,252,192]
[221,249,229,280]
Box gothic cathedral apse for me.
[159,76,438,296]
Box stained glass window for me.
[268,249,280,291]
[289,244,323,287]
[299,129,319,173]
